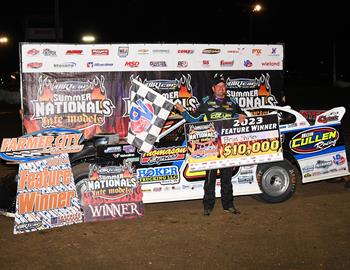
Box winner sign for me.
[184,114,283,172]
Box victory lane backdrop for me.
[21,71,283,140]
[20,43,284,140]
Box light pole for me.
[249,3,262,43]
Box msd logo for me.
[125,61,140,68]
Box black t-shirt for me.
[182,95,244,122]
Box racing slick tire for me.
[256,160,298,203]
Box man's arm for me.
[229,97,246,123]
[175,102,205,123]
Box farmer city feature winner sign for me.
[0,128,84,234]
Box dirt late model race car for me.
[69,105,350,206]
[0,105,349,215]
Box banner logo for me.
[290,127,339,154]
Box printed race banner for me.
[18,43,285,205]
[20,44,285,140]
[185,114,283,172]
[82,164,144,222]
[14,154,83,234]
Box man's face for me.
[212,82,227,98]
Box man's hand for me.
[238,114,247,123]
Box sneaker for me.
[223,207,240,215]
[203,209,212,216]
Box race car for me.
[70,105,350,205]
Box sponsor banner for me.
[22,71,284,140]
[82,164,144,222]
[29,75,115,128]
[14,154,83,234]
[185,114,282,171]
[21,44,284,72]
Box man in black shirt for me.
[176,73,246,216]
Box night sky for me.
[0,0,348,80]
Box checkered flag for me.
[127,79,174,153]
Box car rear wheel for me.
[256,160,298,203]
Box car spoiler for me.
[314,107,346,125]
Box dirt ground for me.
[0,181,349,270]
[1,86,350,270]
